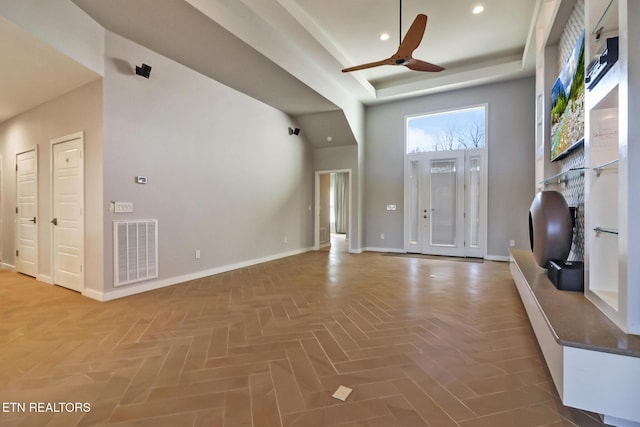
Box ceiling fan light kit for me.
[341,1,444,74]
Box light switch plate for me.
[386,204,397,211]
[114,202,134,213]
[332,385,353,401]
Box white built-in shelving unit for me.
[514,0,640,425]
[535,0,639,336]
[584,0,640,335]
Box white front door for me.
[16,150,38,277]
[51,134,84,292]
[405,149,486,257]
[422,152,465,256]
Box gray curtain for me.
[332,173,348,234]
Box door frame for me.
[15,147,39,276]
[404,150,487,258]
[0,154,3,264]
[49,132,85,290]
[314,169,353,252]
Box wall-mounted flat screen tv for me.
[550,31,585,162]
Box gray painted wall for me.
[102,31,315,295]
[365,77,536,258]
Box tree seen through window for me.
[406,106,486,153]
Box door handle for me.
[51,218,58,226]
[28,217,36,223]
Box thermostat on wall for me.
[135,176,148,184]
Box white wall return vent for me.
[113,219,158,287]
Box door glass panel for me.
[409,160,420,244]
[469,156,480,248]
[430,159,456,246]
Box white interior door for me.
[405,150,486,257]
[16,150,38,277]
[51,134,84,292]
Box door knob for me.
[28,217,36,223]
[51,218,58,226]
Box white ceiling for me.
[290,0,538,90]
[0,15,100,124]
[1,0,539,146]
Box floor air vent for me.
[113,219,158,287]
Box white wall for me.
[0,0,105,74]
[365,77,536,258]
[0,80,103,287]
[101,32,315,297]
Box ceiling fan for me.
[341,2,444,73]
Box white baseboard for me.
[365,247,405,253]
[485,255,510,262]
[82,288,104,301]
[320,242,331,249]
[364,249,509,262]
[0,262,16,271]
[91,247,314,302]
[37,274,53,284]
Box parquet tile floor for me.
[0,239,604,426]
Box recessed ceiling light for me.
[472,5,484,14]
[379,33,390,41]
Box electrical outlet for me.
[380,233,385,240]
[195,250,201,259]
[283,236,288,243]
[509,240,516,247]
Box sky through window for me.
[406,106,486,153]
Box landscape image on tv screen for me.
[551,31,585,161]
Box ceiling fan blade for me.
[342,58,393,73]
[405,59,445,72]
[396,14,427,57]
